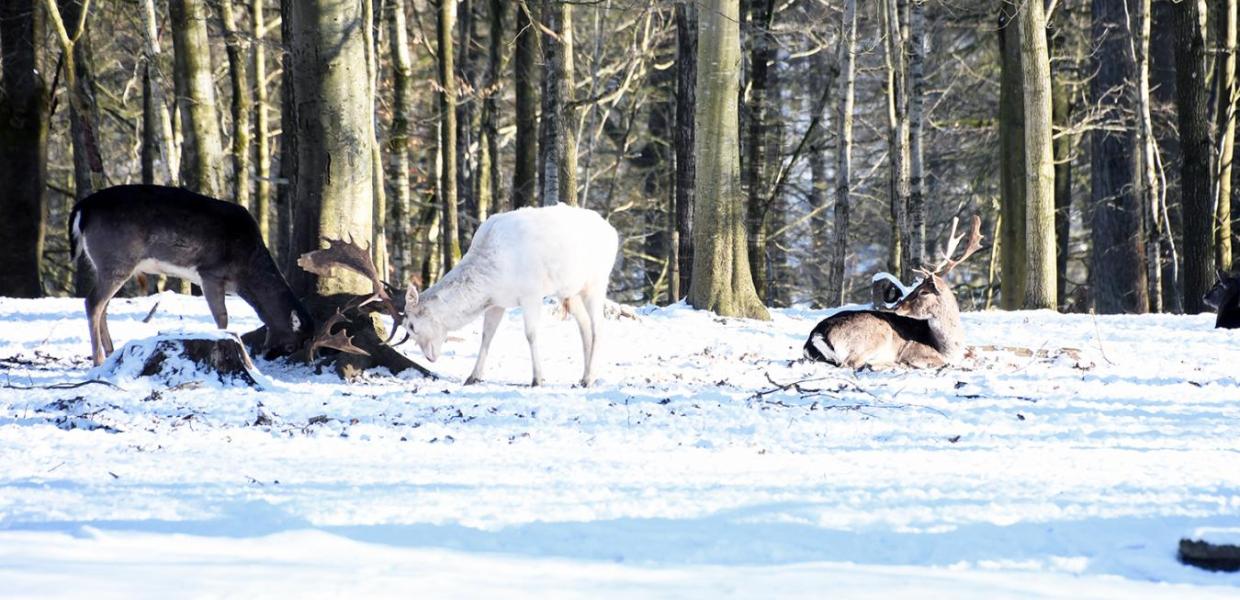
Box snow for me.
[1,292,1238,597]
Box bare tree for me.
[437,0,462,270]
[827,0,858,308]
[170,0,225,196]
[512,1,538,208]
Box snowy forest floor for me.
[0,293,1238,598]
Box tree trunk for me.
[1175,0,1215,313]
[1090,0,1147,313]
[363,0,387,279]
[170,0,225,197]
[479,0,505,216]
[512,1,538,208]
[389,0,415,282]
[673,2,697,301]
[218,0,252,208]
[456,0,476,241]
[744,0,776,302]
[253,0,271,243]
[1133,0,1165,312]
[284,0,375,297]
[829,0,857,308]
[1019,0,1056,309]
[882,0,911,278]
[437,0,462,270]
[537,0,578,207]
[687,0,769,321]
[908,0,927,270]
[1216,0,1237,268]
[998,4,1026,309]
[138,0,178,184]
[1052,35,1072,311]
[0,0,49,297]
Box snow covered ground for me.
[0,292,1238,598]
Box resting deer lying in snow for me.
[71,185,373,366]
[803,215,983,369]
[1204,270,1240,329]
[402,204,619,387]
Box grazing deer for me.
[1204,270,1240,329]
[71,185,314,365]
[803,215,984,369]
[400,204,619,387]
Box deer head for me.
[1204,269,1239,310]
[297,236,409,345]
[890,215,984,321]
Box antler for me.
[306,309,370,361]
[297,236,407,342]
[932,215,983,275]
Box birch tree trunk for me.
[512,1,538,208]
[998,4,1026,309]
[1216,0,1237,268]
[138,0,177,184]
[438,0,462,270]
[284,0,375,297]
[688,0,769,321]
[0,0,49,297]
[1175,0,1215,313]
[828,0,858,308]
[1133,0,1165,311]
[882,0,911,279]
[1019,0,1057,309]
[389,0,415,282]
[217,0,251,209]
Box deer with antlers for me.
[803,215,984,369]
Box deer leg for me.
[520,298,543,387]
[200,277,229,329]
[465,306,505,385]
[565,296,593,387]
[85,273,128,366]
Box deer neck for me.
[416,264,496,332]
[925,292,965,359]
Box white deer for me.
[403,204,619,387]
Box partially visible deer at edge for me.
[1204,270,1240,329]
[803,215,984,369]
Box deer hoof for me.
[530,378,542,387]
[464,375,481,385]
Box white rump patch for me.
[134,259,202,285]
[810,333,836,363]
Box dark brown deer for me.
[803,215,984,369]
[71,185,316,365]
[1204,270,1240,329]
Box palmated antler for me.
[297,236,408,343]
[932,215,984,275]
[306,308,370,361]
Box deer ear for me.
[405,285,420,307]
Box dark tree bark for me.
[1090,0,1148,313]
[997,4,1026,309]
[744,0,776,301]
[672,2,696,301]
[1174,0,1215,313]
[829,0,858,308]
[0,0,49,297]
[1052,32,1072,310]
[512,1,538,208]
